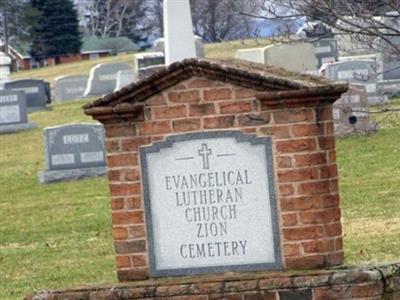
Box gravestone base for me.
[27,105,52,113]
[38,166,107,184]
[0,123,37,134]
[25,262,400,300]
[368,95,389,106]
[378,79,400,97]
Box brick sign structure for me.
[27,59,400,300]
[84,59,348,282]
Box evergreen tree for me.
[30,0,81,60]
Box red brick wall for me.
[26,263,400,300]
[59,54,82,64]
[101,76,343,281]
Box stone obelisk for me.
[0,51,11,89]
[163,0,197,65]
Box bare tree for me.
[82,0,148,42]
[232,0,400,57]
[190,0,261,42]
[0,0,33,54]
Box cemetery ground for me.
[0,43,399,299]
[1,100,399,300]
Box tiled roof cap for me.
[84,58,346,114]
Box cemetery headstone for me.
[84,63,131,97]
[38,123,107,183]
[339,54,385,81]
[383,59,400,80]
[332,84,376,136]
[0,90,37,134]
[138,65,166,81]
[236,42,318,74]
[320,60,386,104]
[54,75,88,101]
[313,38,338,68]
[152,36,205,58]
[163,0,196,65]
[133,52,165,77]
[5,79,51,111]
[114,70,136,91]
[0,51,11,89]
[378,79,400,97]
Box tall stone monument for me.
[163,0,197,65]
[0,51,12,89]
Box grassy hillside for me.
[2,42,399,299]
[10,39,273,84]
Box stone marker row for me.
[235,39,339,74]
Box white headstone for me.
[0,51,12,89]
[163,0,197,65]
[114,69,136,91]
[236,43,318,74]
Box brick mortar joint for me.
[26,263,400,300]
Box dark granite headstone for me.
[0,90,37,134]
[313,38,338,68]
[134,52,165,77]
[38,123,107,183]
[5,79,51,111]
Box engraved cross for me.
[198,143,212,170]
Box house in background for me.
[6,36,139,71]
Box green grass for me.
[338,102,400,264]
[1,44,399,299]
[0,101,114,299]
[1,100,398,300]
[11,54,137,83]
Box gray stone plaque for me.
[54,75,89,101]
[140,131,282,277]
[84,63,131,97]
[38,123,107,183]
[5,79,51,111]
[0,90,37,134]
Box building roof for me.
[84,58,347,117]
[81,36,139,54]
[8,42,31,59]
